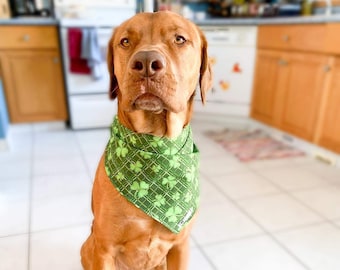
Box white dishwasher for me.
[195,26,257,117]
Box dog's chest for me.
[117,227,173,270]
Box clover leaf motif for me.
[140,151,151,159]
[172,192,180,201]
[162,176,177,189]
[164,147,177,156]
[152,165,161,173]
[153,194,166,207]
[130,136,137,145]
[185,166,196,182]
[169,156,180,168]
[116,172,125,181]
[130,161,143,173]
[184,192,193,203]
[165,206,183,223]
[115,140,128,158]
[130,181,149,198]
[151,137,164,148]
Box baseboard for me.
[0,138,8,152]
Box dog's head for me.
[107,11,212,136]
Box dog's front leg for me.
[89,246,116,270]
[166,238,190,270]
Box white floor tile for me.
[292,186,340,220]
[210,172,281,200]
[203,235,306,270]
[192,201,262,245]
[75,129,110,155]
[0,177,30,202]
[33,155,88,176]
[0,160,31,180]
[257,166,328,191]
[303,162,340,184]
[32,173,92,200]
[200,155,249,176]
[189,248,214,270]
[275,223,340,270]
[0,200,29,236]
[30,225,90,270]
[31,192,92,232]
[199,176,227,206]
[0,234,28,270]
[238,194,323,232]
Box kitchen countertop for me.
[1,14,340,27]
[0,17,58,26]
[196,14,340,25]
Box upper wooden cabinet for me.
[252,23,340,153]
[0,26,68,123]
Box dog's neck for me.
[117,99,194,138]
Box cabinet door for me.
[317,57,340,153]
[251,50,282,125]
[0,50,68,123]
[278,53,331,141]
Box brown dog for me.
[81,11,212,270]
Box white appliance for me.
[56,0,136,129]
[196,26,257,117]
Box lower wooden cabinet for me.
[251,50,332,142]
[0,50,68,123]
[316,57,340,153]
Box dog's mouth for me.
[133,93,165,114]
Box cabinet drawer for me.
[325,24,340,54]
[0,26,58,49]
[258,25,326,53]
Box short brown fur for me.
[81,11,212,270]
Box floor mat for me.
[205,129,305,162]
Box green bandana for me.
[104,116,200,234]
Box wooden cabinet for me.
[252,24,340,153]
[251,50,282,125]
[0,26,68,123]
[316,57,340,153]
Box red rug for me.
[205,129,305,162]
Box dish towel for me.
[81,28,103,80]
[67,28,91,74]
[105,116,200,234]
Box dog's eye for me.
[174,35,186,45]
[120,38,130,47]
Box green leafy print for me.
[151,137,164,148]
[130,181,149,198]
[165,206,183,223]
[140,151,151,159]
[169,156,180,168]
[115,140,128,157]
[162,176,177,189]
[116,172,125,181]
[185,166,196,182]
[130,136,137,145]
[153,195,166,207]
[164,147,177,156]
[152,165,161,173]
[184,192,193,203]
[130,161,143,173]
[172,192,180,201]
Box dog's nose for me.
[130,51,166,77]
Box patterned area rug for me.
[205,129,305,162]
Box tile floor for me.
[1,117,340,270]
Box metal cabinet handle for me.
[22,34,30,42]
[282,35,289,42]
[323,65,331,72]
[278,59,288,66]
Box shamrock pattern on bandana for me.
[105,116,200,234]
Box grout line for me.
[27,126,35,270]
[200,171,313,270]
[190,237,218,270]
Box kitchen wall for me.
[0,79,9,139]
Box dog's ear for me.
[107,35,119,100]
[199,30,213,104]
